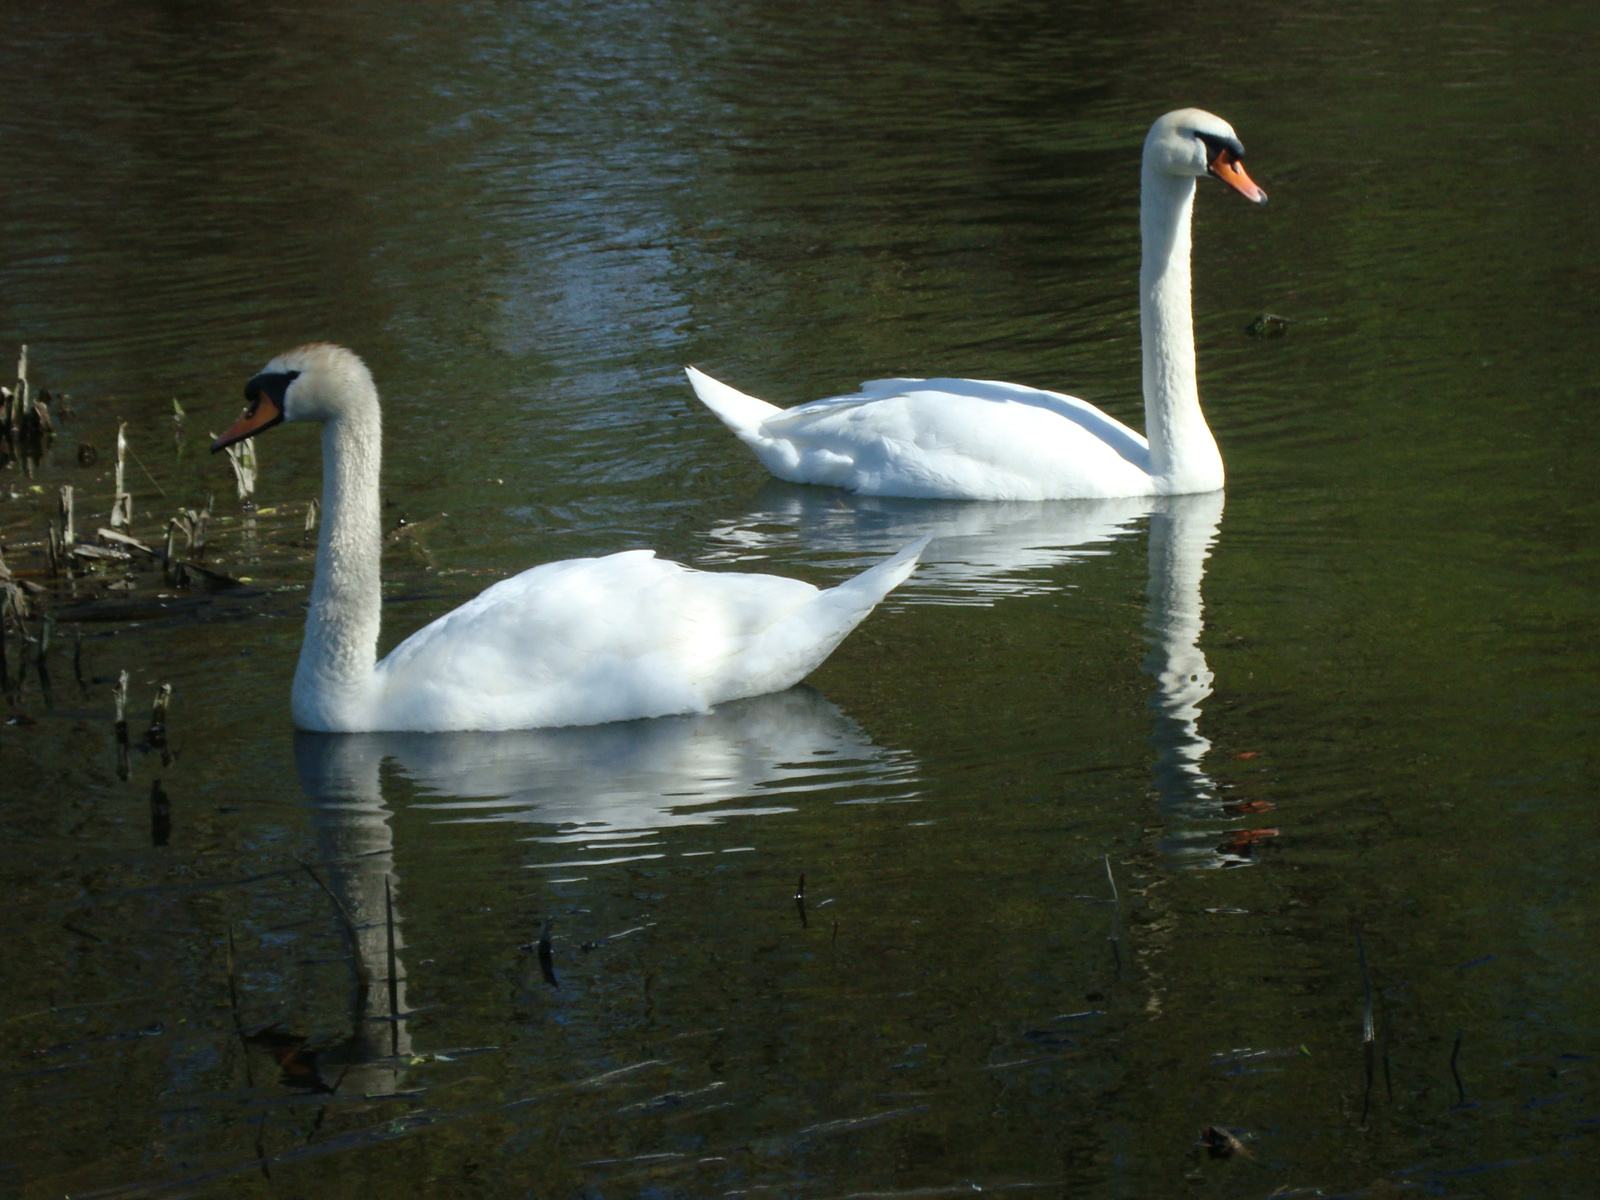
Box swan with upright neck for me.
[686,109,1266,501]
[213,344,927,733]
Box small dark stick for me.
[537,916,558,988]
[795,872,808,928]
[385,876,400,1056]
[1449,1028,1466,1104]
[149,779,171,846]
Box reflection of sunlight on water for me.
[323,689,919,868]
[698,482,1150,606]
[1141,493,1276,870]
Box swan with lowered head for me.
[213,344,927,733]
[686,108,1267,501]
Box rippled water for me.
[3,1,1599,1197]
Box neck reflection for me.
[1141,492,1264,868]
[292,734,412,1095]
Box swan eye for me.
[1195,131,1246,168]
[244,369,301,407]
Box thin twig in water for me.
[226,924,257,1089]
[126,443,169,498]
[294,856,372,997]
[1357,928,1375,1124]
[1450,1028,1466,1104]
[1104,855,1122,970]
[385,875,400,1057]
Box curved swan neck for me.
[292,395,383,726]
[1139,166,1222,492]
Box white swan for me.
[686,109,1267,501]
[212,344,927,733]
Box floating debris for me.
[1244,313,1297,338]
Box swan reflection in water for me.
[699,481,1151,606]
[284,732,416,1097]
[701,485,1261,867]
[1141,492,1272,868]
[290,688,920,1089]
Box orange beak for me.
[211,394,284,452]
[1209,151,1267,205]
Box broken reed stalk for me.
[146,683,171,743]
[58,485,74,548]
[147,682,172,765]
[8,345,26,435]
[113,670,130,781]
[223,438,258,506]
[171,399,185,451]
[110,422,132,530]
[1357,928,1376,1124]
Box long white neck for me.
[1139,167,1223,493]
[291,396,383,730]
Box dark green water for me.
[2,1,1599,1196]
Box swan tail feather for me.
[821,535,931,612]
[685,366,781,437]
[724,537,929,703]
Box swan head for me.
[1144,108,1267,205]
[212,343,375,451]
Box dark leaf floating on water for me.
[1197,1125,1251,1159]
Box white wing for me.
[368,543,923,732]
[688,368,1155,501]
